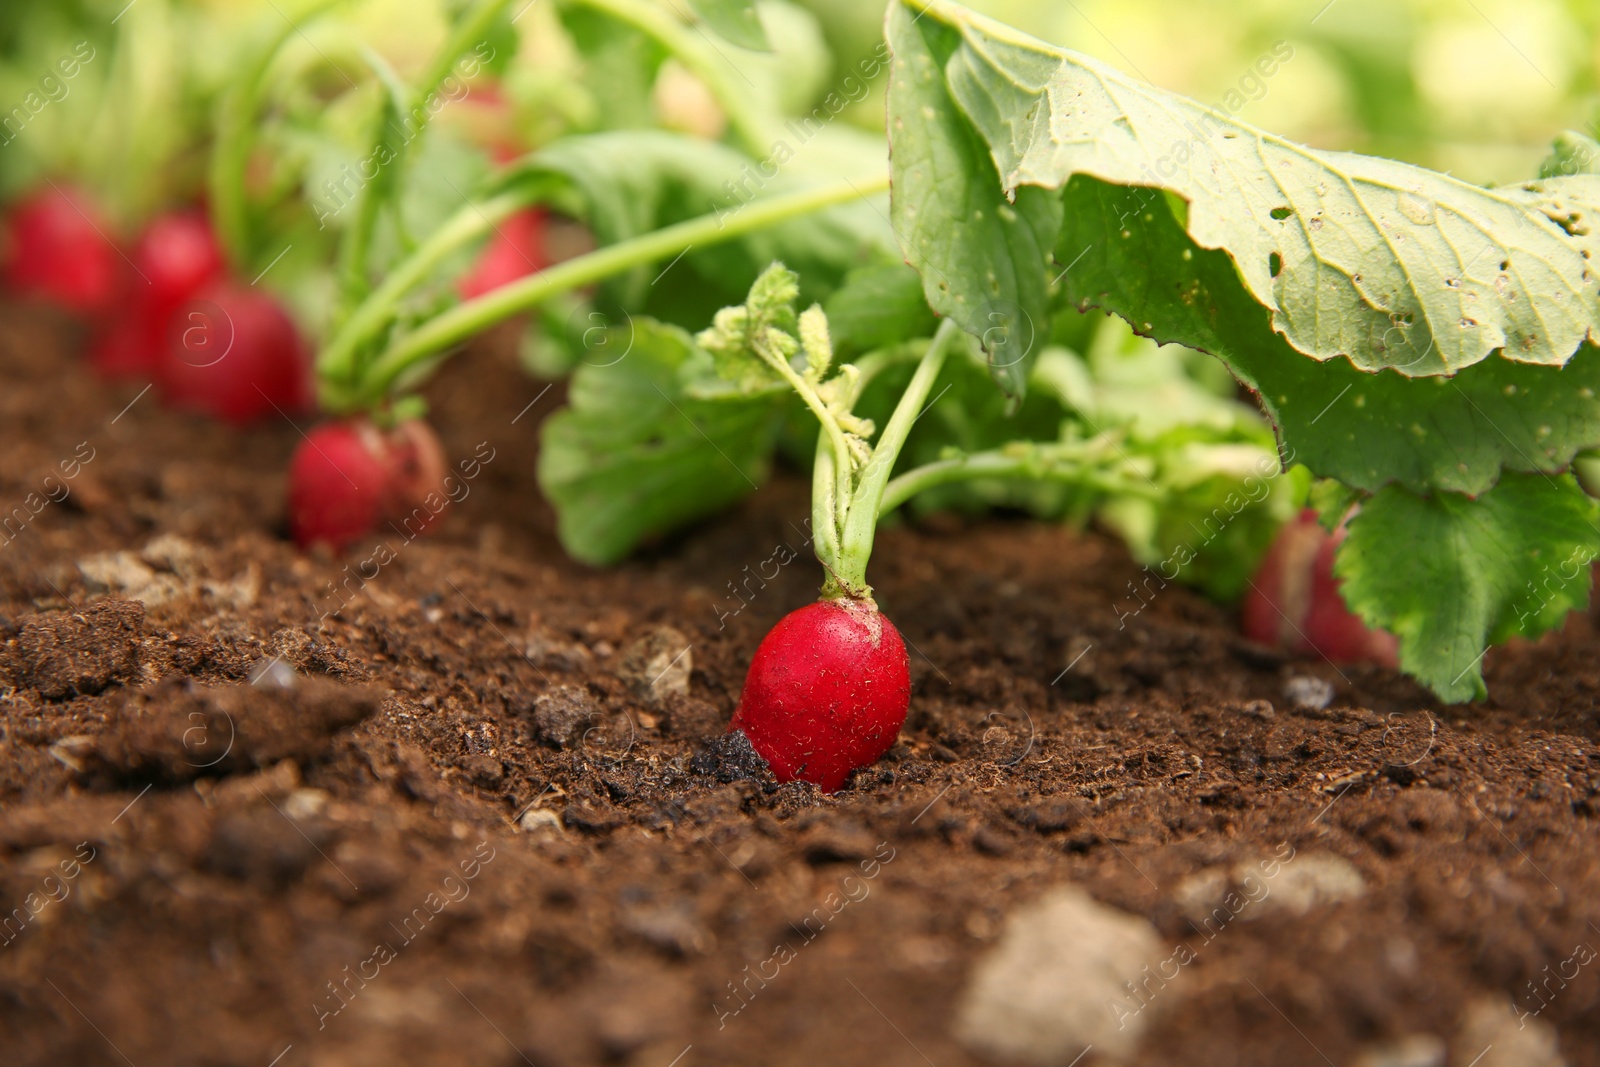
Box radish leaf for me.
[688,0,770,51]
[1055,176,1600,495]
[504,131,894,326]
[889,0,1600,380]
[538,318,785,565]
[1336,472,1600,701]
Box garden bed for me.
[1,307,1596,1067]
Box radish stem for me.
[317,189,530,390]
[337,0,520,310]
[877,443,1163,517]
[343,174,888,409]
[211,0,346,269]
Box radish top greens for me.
[170,0,1600,704]
[882,0,1600,700]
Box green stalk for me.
[560,0,770,158]
[318,189,529,389]
[211,0,345,268]
[811,429,844,579]
[337,0,519,309]
[349,174,888,407]
[756,342,855,523]
[826,319,962,598]
[877,447,1162,516]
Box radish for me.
[288,416,448,550]
[89,210,226,379]
[1,185,120,315]
[132,210,228,314]
[1242,508,1398,667]
[730,599,911,791]
[457,207,548,299]
[156,281,312,424]
[707,268,963,791]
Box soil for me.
[0,303,1597,1067]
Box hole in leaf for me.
[1269,252,1283,277]
[1270,207,1293,221]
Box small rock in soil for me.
[690,729,770,784]
[84,674,382,780]
[77,551,189,607]
[1352,1033,1446,1067]
[530,685,599,748]
[621,900,710,957]
[953,886,1166,1064]
[1267,852,1366,915]
[617,625,692,705]
[1455,997,1565,1067]
[523,626,594,672]
[1176,851,1365,921]
[5,597,143,699]
[1285,674,1336,710]
[518,808,563,835]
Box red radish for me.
[131,211,227,313]
[458,208,548,299]
[453,82,525,163]
[1242,508,1398,667]
[1,185,120,314]
[156,281,312,424]
[700,274,962,791]
[89,210,226,379]
[730,598,911,792]
[288,417,449,550]
[383,418,450,535]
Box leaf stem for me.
[876,444,1162,516]
[828,319,962,596]
[337,0,519,314]
[317,189,530,396]
[347,174,888,408]
[210,0,346,269]
[756,344,855,525]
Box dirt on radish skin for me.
[730,598,912,791]
[3,313,1599,1067]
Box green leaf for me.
[1541,130,1600,179]
[537,318,785,565]
[1055,176,1600,495]
[821,262,938,357]
[688,0,770,51]
[559,4,670,132]
[1308,478,1361,531]
[896,0,1600,378]
[1337,473,1600,702]
[885,2,1061,399]
[505,131,895,328]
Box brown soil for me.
[0,304,1596,1067]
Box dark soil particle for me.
[0,304,1597,1066]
